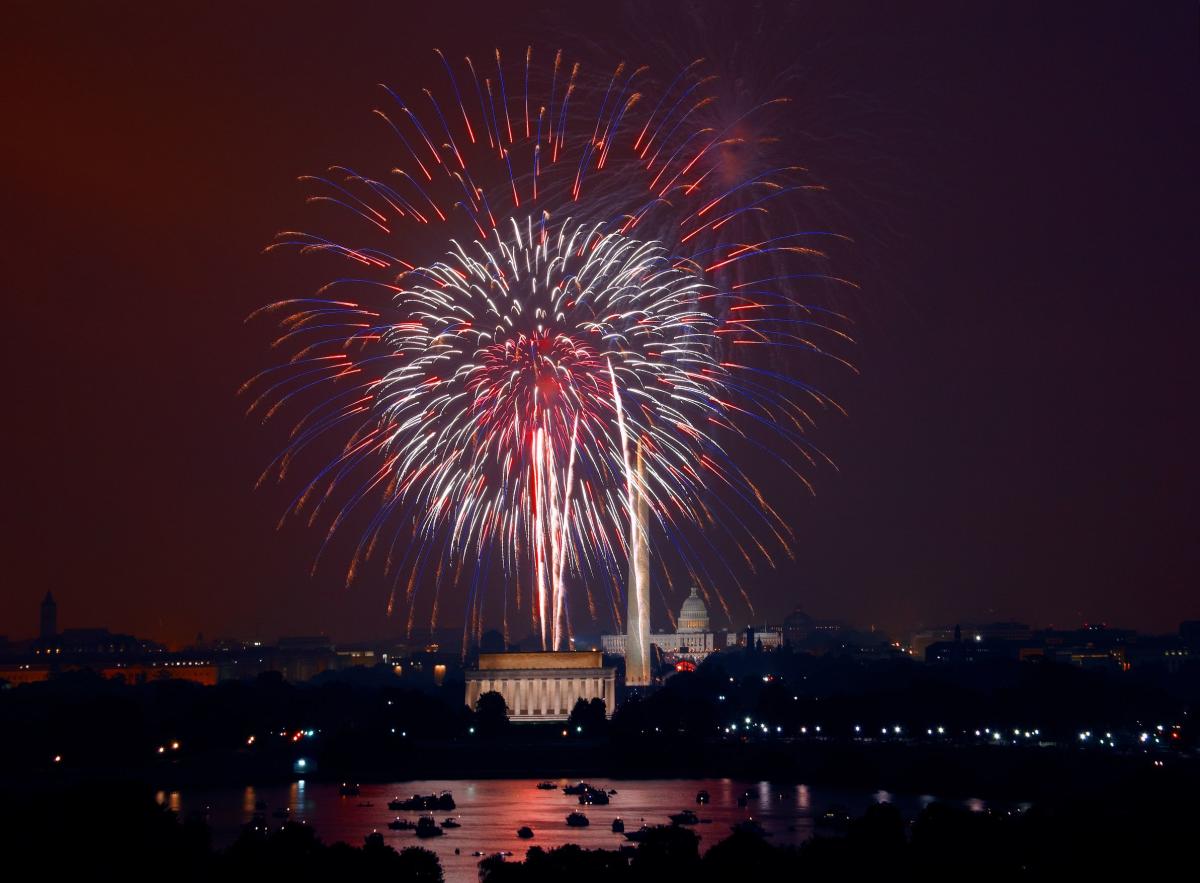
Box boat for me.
[562,782,596,795]
[566,811,590,827]
[387,817,415,830]
[669,809,700,826]
[388,792,456,812]
[731,818,770,837]
[815,805,851,829]
[535,781,557,790]
[414,816,444,838]
[339,782,361,797]
[517,826,535,839]
[578,787,609,805]
[611,818,625,833]
[441,817,461,828]
[696,790,710,805]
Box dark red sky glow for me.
[2,1,1196,646]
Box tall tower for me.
[625,443,651,687]
[40,591,57,639]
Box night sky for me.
[3,1,1196,646]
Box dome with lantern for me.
[677,587,710,633]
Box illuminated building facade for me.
[601,587,719,663]
[464,651,616,722]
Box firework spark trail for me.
[247,48,854,649]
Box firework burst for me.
[246,47,854,649]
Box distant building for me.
[334,643,379,668]
[1126,636,1191,672]
[978,622,1033,642]
[100,660,219,686]
[912,622,1032,660]
[265,636,337,681]
[464,651,615,722]
[1038,624,1135,670]
[738,624,783,650]
[35,627,164,658]
[40,592,57,639]
[911,627,960,660]
[782,609,845,647]
[677,588,710,632]
[601,587,720,663]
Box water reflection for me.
[171,779,1007,883]
[796,784,810,809]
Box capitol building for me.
[600,587,719,661]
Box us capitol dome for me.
[600,586,717,661]
[677,587,710,633]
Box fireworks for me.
[246,48,853,649]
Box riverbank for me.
[7,736,1192,806]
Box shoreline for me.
[7,738,1189,805]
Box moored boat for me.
[414,816,444,837]
[731,818,769,837]
[815,805,850,829]
[578,787,609,805]
[566,811,590,827]
[389,791,456,812]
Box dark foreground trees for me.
[1,785,444,882]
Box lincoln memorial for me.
[464,650,616,722]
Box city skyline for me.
[4,4,1196,879]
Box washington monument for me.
[625,442,651,686]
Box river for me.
[160,778,1000,882]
